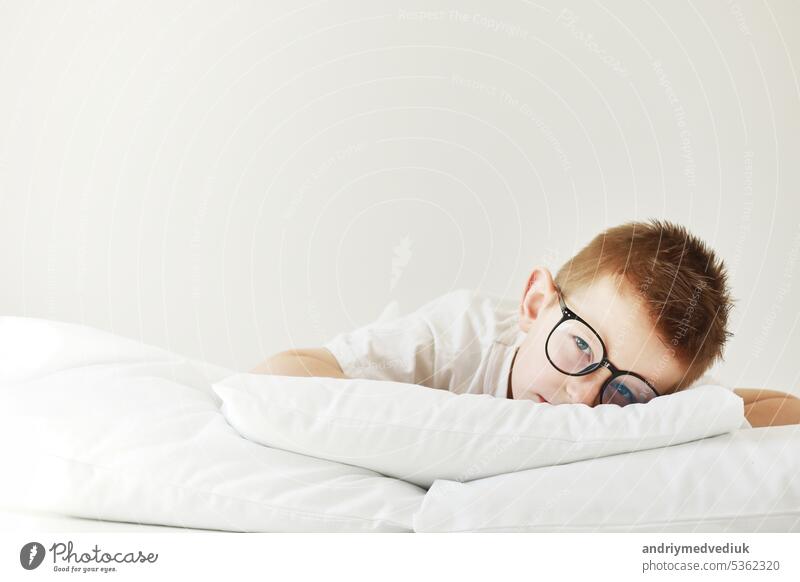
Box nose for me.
[564,369,612,405]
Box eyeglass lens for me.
[546,318,604,375]
[601,374,656,405]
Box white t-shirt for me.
[323,289,526,398]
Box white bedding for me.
[0,317,425,533]
[1,316,797,533]
[414,424,800,532]
[214,372,745,488]
[0,505,203,533]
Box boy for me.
[252,219,800,428]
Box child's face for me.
[509,268,687,405]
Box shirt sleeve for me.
[323,290,468,387]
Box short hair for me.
[553,219,734,392]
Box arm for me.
[250,347,348,379]
[733,388,800,428]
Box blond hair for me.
[554,219,734,391]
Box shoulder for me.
[417,288,517,338]
[416,288,507,318]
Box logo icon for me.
[20,542,46,570]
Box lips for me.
[532,393,550,404]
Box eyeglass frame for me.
[543,285,661,405]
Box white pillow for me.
[212,373,746,488]
[0,317,426,532]
[413,425,800,532]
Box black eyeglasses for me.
[544,286,661,406]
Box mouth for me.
[531,393,550,404]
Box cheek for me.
[514,340,564,394]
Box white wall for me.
[1,0,798,393]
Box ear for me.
[519,266,558,332]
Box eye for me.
[610,381,636,403]
[573,335,591,354]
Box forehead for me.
[564,276,683,390]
